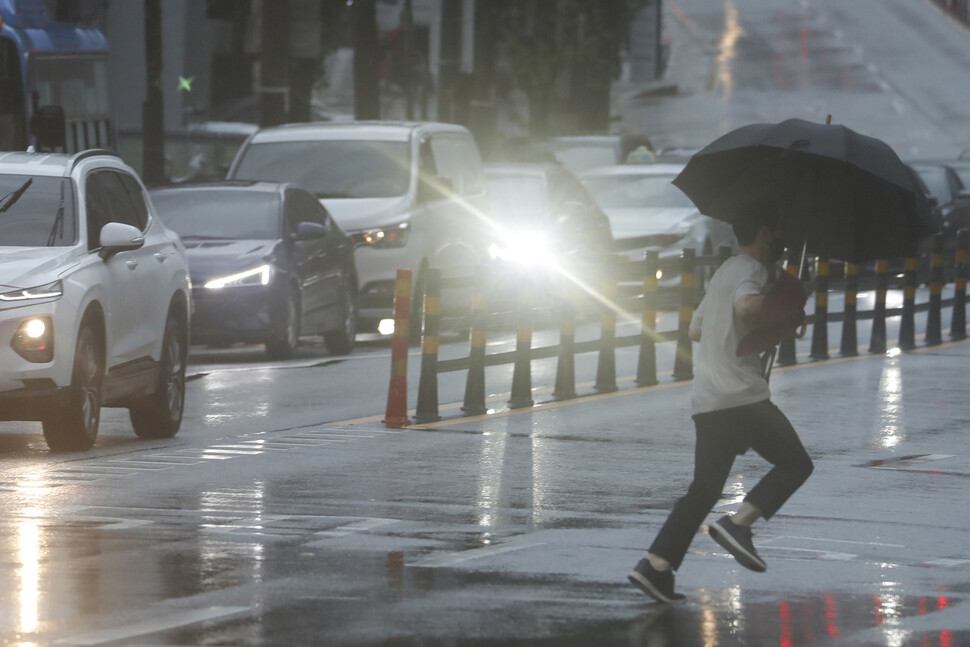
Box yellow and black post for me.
[383,269,412,428]
[839,262,859,356]
[868,259,889,354]
[776,247,801,366]
[672,248,695,381]
[899,255,918,350]
[414,268,442,423]
[508,282,534,408]
[810,257,830,360]
[594,261,618,393]
[553,289,577,400]
[462,265,490,415]
[925,233,945,346]
[952,228,968,340]
[636,250,659,387]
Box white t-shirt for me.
[689,253,771,415]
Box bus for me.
[0,0,111,152]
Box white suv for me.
[0,150,191,451]
[227,121,489,335]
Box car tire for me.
[43,321,103,451]
[129,309,187,439]
[266,285,300,359]
[324,281,357,355]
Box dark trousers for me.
[649,399,814,571]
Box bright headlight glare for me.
[488,231,555,267]
[25,319,47,338]
[204,265,272,289]
[11,316,54,362]
[0,280,63,302]
[378,318,396,336]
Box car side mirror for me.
[99,222,145,259]
[957,189,970,201]
[293,221,327,240]
[418,175,454,203]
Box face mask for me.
[766,236,785,265]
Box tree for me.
[475,0,648,137]
[352,0,380,120]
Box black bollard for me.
[508,282,535,408]
[553,295,577,400]
[899,256,917,351]
[925,234,944,346]
[869,259,888,354]
[672,249,695,381]
[840,262,859,356]
[810,257,830,360]
[952,229,968,340]
[636,251,659,387]
[594,264,619,393]
[462,266,490,415]
[414,269,442,423]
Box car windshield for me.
[151,190,281,239]
[232,140,411,199]
[548,144,618,175]
[485,173,552,224]
[0,175,76,247]
[582,174,695,209]
[912,166,952,203]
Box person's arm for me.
[689,298,704,341]
[735,293,765,326]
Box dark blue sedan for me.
[150,181,358,358]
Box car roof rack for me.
[69,148,120,170]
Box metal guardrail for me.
[383,230,970,427]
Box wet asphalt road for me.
[4,0,970,644]
[1,327,969,645]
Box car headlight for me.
[11,316,54,363]
[351,222,410,249]
[204,265,272,289]
[0,280,63,302]
[488,230,557,268]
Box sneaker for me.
[708,515,767,572]
[628,558,686,604]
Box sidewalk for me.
[383,337,970,645]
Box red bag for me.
[736,269,808,356]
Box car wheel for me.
[324,281,357,355]
[266,285,300,359]
[129,309,187,439]
[43,321,103,451]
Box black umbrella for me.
[672,118,937,262]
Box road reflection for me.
[624,589,955,647]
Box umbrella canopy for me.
[672,118,937,262]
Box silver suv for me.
[0,150,191,451]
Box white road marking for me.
[55,606,251,645]
[408,541,547,568]
[312,517,399,538]
[68,516,155,531]
[922,558,970,567]
[763,535,905,548]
